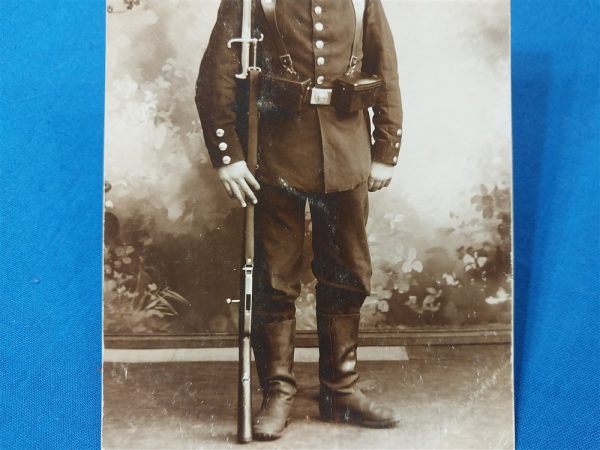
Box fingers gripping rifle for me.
[226,0,263,444]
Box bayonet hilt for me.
[227,35,263,79]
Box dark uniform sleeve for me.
[363,0,404,166]
[195,0,245,169]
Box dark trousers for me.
[253,182,372,323]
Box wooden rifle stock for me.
[227,0,262,443]
[237,68,260,444]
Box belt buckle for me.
[310,87,332,105]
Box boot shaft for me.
[251,319,297,440]
[317,313,360,394]
[316,313,400,428]
[252,318,297,395]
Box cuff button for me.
[218,142,228,151]
[222,155,231,165]
[397,129,403,136]
[395,142,400,149]
[216,128,225,137]
[393,156,398,164]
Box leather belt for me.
[309,87,333,105]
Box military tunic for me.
[196,0,403,318]
[196,0,403,193]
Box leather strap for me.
[260,0,296,74]
[347,0,366,75]
[260,0,365,76]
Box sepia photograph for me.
[102,0,514,448]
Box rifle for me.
[225,0,262,444]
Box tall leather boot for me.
[317,313,399,428]
[252,319,297,440]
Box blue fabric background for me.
[0,1,598,448]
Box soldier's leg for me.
[310,182,399,428]
[252,184,306,440]
[310,181,371,312]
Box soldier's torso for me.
[255,0,372,193]
[260,1,361,86]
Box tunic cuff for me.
[204,124,246,169]
[371,138,401,165]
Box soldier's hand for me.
[368,161,395,192]
[217,161,260,207]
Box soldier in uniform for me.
[196,0,403,441]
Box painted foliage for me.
[104,0,512,334]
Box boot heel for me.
[319,398,335,421]
[320,408,349,423]
[319,411,338,422]
[319,408,335,422]
[319,398,349,423]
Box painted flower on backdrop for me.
[471,184,495,219]
[376,299,390,313]
[442,272,460,286]
[402,248,423,273]
[463,252,487,271]
[384,213,405,231]
[107,0,142,13]
[404,288,442,314]
[485,287,511,305]
[423,287,443,312]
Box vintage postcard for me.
[102,0,514,448]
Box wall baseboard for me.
[104,326,511,349]
[103,346,410,363]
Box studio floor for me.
[102,344,514,450]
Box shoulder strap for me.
[348,0,366,75]
[261,0,364,76]
[260,0,296,74]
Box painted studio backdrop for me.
[103,0,512,335]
